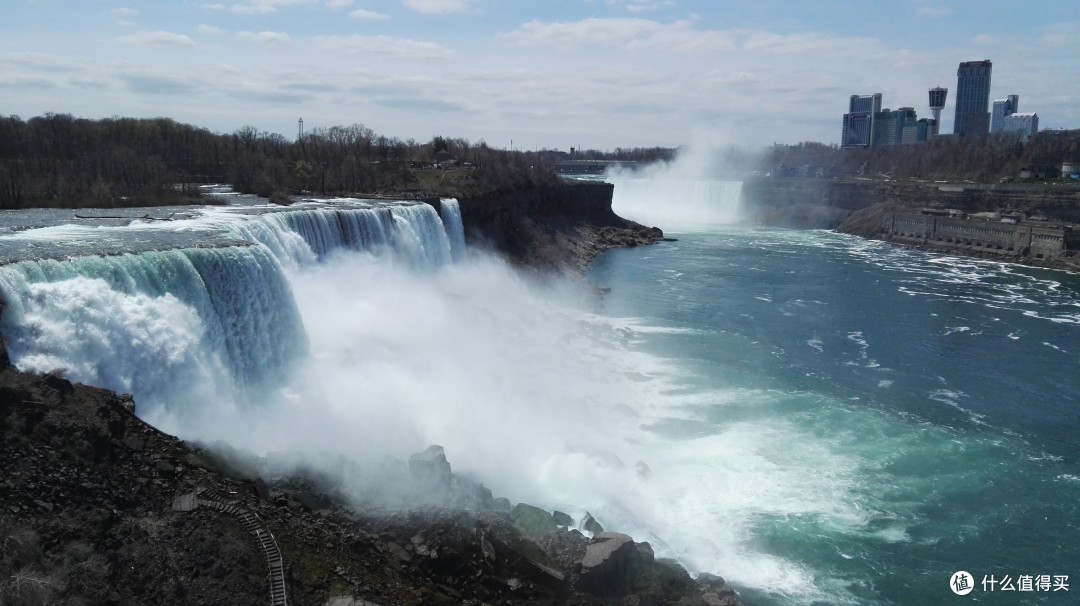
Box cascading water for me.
[439,198,466,261]
[211,201,454,268]
[0,200,463,430]
[0,244,305,425]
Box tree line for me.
[0,114,561,209]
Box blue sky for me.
[2,0,1077,150]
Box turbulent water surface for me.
[597,179,1080,605]
[1,185,1077,606]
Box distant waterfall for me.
[609,177,743,231]
[0,200,463,421]
[439,198,466,261]
[222,202,455,268]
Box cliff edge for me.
[457,181,664,274]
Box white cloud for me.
[606,0,674,12]
[326,0,353,7]
[917,6,952,18]
[198,24,227,35]
[231,4,278,14]
[1038,23,1080,48]
[350,8,389,19]
[316,34,453,59]
[740,31,883,58]
[204,3,226,9]
[402,0,469,15]
[117,31,196,47]
[229,0,316,14]
[499,18,735,54]
[237,30,292,43]
[109,7,138,16]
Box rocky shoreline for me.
[835,202,1080,273]
[0,364,740,606]
[742,177,1080,274]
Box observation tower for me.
[929,87,948,136]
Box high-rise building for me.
[953,60,992,136]
[928,87,948,135]
[1001,112,1039,142]
[991,95,1019,133]
[873,107,927,146]
[842,93,882,148]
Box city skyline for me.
[2,0,1078,150]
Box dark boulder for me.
[552,510,573,528]
[577,531,655,596]
[511,503,556,541]
[582,511,604,535]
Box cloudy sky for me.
[2,0,1078,150]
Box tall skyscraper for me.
[842,93,882,148]
[928,87,948,135]
[953,60,992,136]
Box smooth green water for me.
[589,228,1080,605]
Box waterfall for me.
[217,202,455,268]
[439,198,466,261]
[0,199,464,424]
[0,245,306,411]
[609,177,744,231]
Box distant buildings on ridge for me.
[841,59,1040,149]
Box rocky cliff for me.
[456,181,664,274]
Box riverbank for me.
[742,176,1080,272]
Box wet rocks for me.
[552,510,573,528]
[583,510,605,535]
[0,365,743,605]
[511,503,557,541]
[408,444,452,493]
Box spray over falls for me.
[0,200,460,422]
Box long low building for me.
[882,211,1080,259]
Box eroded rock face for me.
[457,183,665,275]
